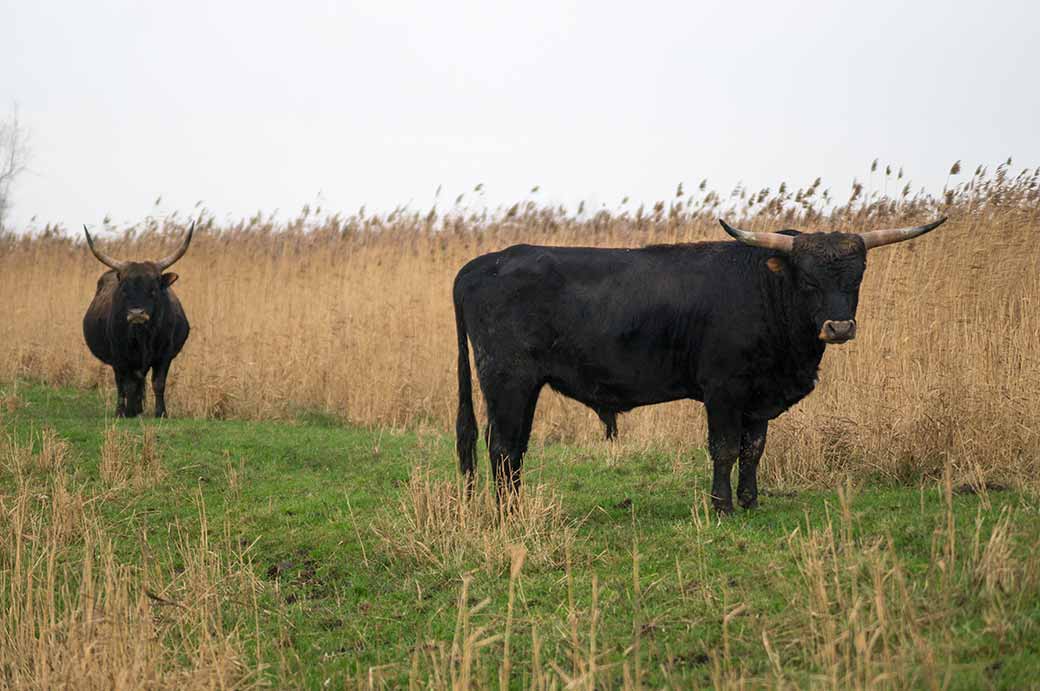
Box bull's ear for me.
[766,257,788,274]
[161,272,179,288]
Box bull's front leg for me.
[113,368,128,418]
[706,401,742,515]
[123,370,147,418]
[152,358,172,418]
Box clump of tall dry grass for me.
[0,432,265,689]
[1,427,70,481]
[768,471,1040,689]
[373,467,576,574]
[0,162,1037,488]
[382,472,1040,690]
[364,546,627,690]
[99,424,165,489]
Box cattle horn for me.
[83,225,129,271]
[155,221,195,270]
[718,219,794,253]
[858,217,947,250]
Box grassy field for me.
[2,382,1038,688]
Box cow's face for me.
[789,234,866,344]
[113,264,178,327]
[719,217,946,346]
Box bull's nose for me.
[126,309,150,325]
[819,319,856,343]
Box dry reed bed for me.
[1,166,1038,489]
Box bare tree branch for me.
[0,105,31,231]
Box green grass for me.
[2,382,1039,688]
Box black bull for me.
[453,217,946,513]
[82,224,193,418]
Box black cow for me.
[82,223,194,418]
[453,217,946,513]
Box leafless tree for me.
[0,106,31,231]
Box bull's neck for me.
[754,260,826,369]
[107,315,161,366]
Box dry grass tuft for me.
[373,467,577,574]
[0,427,73,485]
[769,482,1040,689]
[972,506,1024,600]
[99,424,166,490]
[37,426,71,471]
[0,386,23,419]
[0,432,263,689]
[99,424,131,486]
[388,545,623,690]
[788,511,935,687]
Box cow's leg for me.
[596,409,618,441]
[706,401,742,515]
[152,358,172,418]
[484,380,541,505]
[738,417,768,510]
[123,370,146,418]
[113,368,128,417]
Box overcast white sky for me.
[2,0,1037,230]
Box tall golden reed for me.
[1,164,1037,488]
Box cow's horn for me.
[83,226,128,271]
[718,219,794,253]
[858,217,947,250]
[155,221,195,270]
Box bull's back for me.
[455,243,722,339]
[453,244,730,406]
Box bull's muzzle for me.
[819,319,856,344]
[126,309,150,325]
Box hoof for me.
[712,500,735,516]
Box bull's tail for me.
[454,293,478,489]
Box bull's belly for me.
[545,372,698,414]
[83,330,115,366]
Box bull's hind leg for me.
[738,417,768,509]
[483,378,541,505]
[705,401,742,514]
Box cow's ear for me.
[766,257,788,274]
[161,272,179,288]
